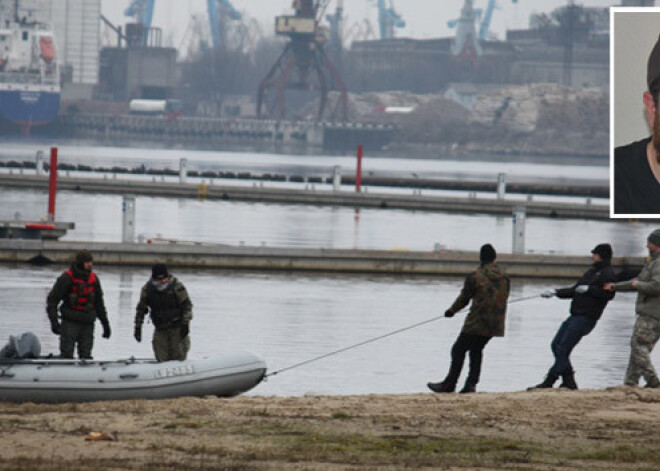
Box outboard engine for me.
[0,332,41,359]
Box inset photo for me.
[612,7,660,217]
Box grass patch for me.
[566,444,660,463]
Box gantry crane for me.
[257,0,348,121]
[207,0,243,50]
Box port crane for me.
[368,0,404,40]
[448,0,518,41]
[257,0,348,121]
[207,0,243,50]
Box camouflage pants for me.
[625,315,660,386]
[60,320,94,359]
[152,326,190,362]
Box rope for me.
[265,292,544,378]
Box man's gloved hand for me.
[50,319,61,335]
[575,285,589,294]
[101,322,111,339]
[541,290,556,298]
[180,323,190,339]
[444,309,455,318]
[134,325,142,343]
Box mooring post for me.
[355,145,363,193]
[47,147,58,222]
[179,158,188,183]
[35,150,45,175]
[497,173,507,200]
[512,206,526,254]
[332,165,341,191]
[122,195,137,243]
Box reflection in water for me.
[0,265,654,396]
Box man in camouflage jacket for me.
[134,264,193,362]
[46,250,111,359]
[606,230,660,388]
[428,244,510,394]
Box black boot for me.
[427,380,456,393]
[527,374,558,391]
[559,371,578,390]
[459,381,476,394]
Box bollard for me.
[47,147,57,222]
[512,206,526,254]
[497,173,506,200]
[122,195,137,243]
[332,165,341,191]
[355,145,363,193]
[179,158,188,183]
[35,150,45,175]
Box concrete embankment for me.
[0,173,608,219]
[0,239,642,279]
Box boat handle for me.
[119,373,139,380]
[0,368,14,378]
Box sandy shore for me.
[2,387,660,470]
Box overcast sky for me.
[101,0,621,53]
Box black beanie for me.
[151,263,170,280]
[591,243,612,261]
[74,250,93,268]
[480,244,496,263]
[648,33,660,91]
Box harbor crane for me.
[368,0,405,40]
[448,0,518,41]
[207,0,243,50]
[257,0,348,121]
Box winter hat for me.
[74,250,93,268]
[591,243,612,261]
[151,263,170,280]
[479,244,496,263]
[649,34,660,92]
[648,229,660,247]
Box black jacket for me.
[555,261,616,321]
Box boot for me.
[644,377,660,388]
[527,374,558,391]
[427,380,456,393]
[559,371,578,390]
[459,381,476,394]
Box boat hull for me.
[0,85,60,125]
[0,351,266,403]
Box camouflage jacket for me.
[135,276,193,330]
[615,250,660,320]
[448,263,510,337]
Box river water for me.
[0,143,657,396]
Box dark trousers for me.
[60,320,94,359]
[548,315,597,377]
[444,333,491,386]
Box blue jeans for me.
[548,315,597,377]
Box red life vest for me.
[66,269,97,310]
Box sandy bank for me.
[1,387,659,470]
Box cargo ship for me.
[0,1,60,133]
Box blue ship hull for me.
[0,88,60,125]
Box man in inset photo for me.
[613,10,660,216]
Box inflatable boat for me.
[0,351,267,403]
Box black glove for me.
[134,325,142,343]
[101,322,111,339]
[50,319,61,335]
[444,309,455,318]
[180,323,189,339]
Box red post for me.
[355,144,363,193]
[48,147,58,222]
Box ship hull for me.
[0,84,60,126]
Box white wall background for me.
[612,8,660,147]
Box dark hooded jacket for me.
[555,260,616,321]
[46,263,109,326]
[449,263,510,337]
